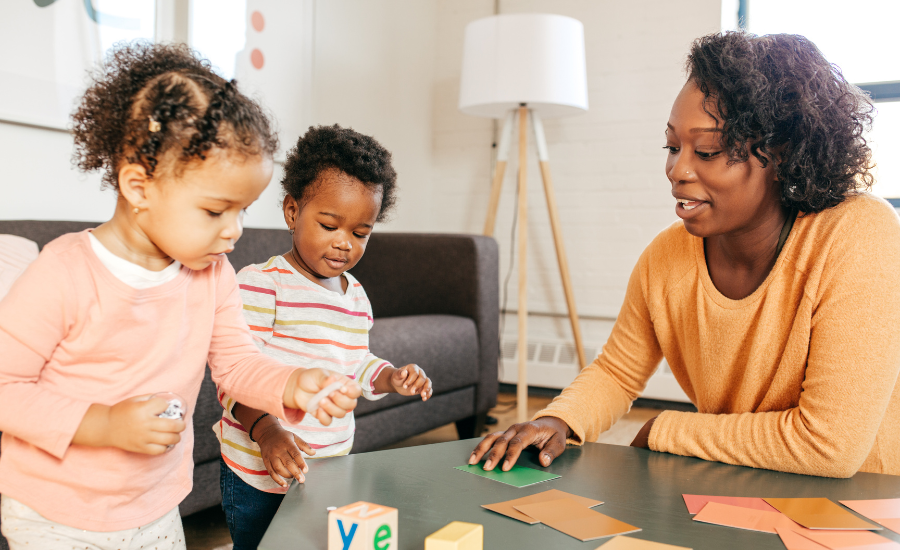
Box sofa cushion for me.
[357,314,478,417]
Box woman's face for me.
[664,81,781,239]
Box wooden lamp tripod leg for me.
[531,110,588,370]
[483,110,516,237]
[515,106,530,424]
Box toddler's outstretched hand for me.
[391,364,433,400]
[73,395,185,454]
[284,368,361,425]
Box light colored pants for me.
[1,495,186,550]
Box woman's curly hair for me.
[72,42,278,190]
[687,31,875,213]
[282,125,397,222]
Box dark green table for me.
[260,439,900,549]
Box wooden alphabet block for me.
[425,521,483,550]
[328,501,398,550]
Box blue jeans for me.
[220,457,286,550]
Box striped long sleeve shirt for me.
[214,255,390,492]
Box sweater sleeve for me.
[649,207,900,478]
[206,259,304,424]
[534,247,664,444]
[216,265,279,415]
[355,297,391,400]
[0,249,93,459]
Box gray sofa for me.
[0,221,498,543]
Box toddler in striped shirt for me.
[214,125,433,550]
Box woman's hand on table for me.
[629,415,658,449]
[468,416,572,471]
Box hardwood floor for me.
[182,393,660,549]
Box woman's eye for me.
[696,150,722,159]
[663,145,678,154]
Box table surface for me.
[260,439,900,549]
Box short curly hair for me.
[72,42,278,190]
[687,31,875,213]
[282,125,397,222]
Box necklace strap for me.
[776,208,799,258]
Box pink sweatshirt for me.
[0,231,304,531]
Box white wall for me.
[0,0,439,232]
[431,0,720,394]
[0,0,721,397]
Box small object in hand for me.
[153,392,186,420]
[149,392,186,451]
[307,380,347,417]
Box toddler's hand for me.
[255,422,315,487]
[391,364,433,400]
[284,368,361,426]
[105,395,185,454]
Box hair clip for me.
[148,117,161,133]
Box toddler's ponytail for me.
[72,42,278,190]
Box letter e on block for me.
[425,521,483,550]
[328,501,398,550]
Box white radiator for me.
[498,337,690,403]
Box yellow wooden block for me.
[327,501,398,550]
[425,521,483,550]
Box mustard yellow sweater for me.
[536,193,900,478]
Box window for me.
[724,0,900,201]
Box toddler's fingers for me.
[282,451,306,484]
[338,380,362,399]
[142,443,173,456]
[140,396,172,416]
[264,458,288,488]
[271,457,298,487]
[317,395,351,420]
[292,435,316,459]
[314,408,333,426]
[148,430,181,448]
[151,417,186,433]
[328,390,359,412]
[405,371,422,390]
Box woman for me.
[471,31,900,478]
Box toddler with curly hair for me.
[0,44,361,549]
[216,125,433,550]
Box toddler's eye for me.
[206,210,223,217]
[320,223,336,231]
[354,232,369,239]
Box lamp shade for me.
[458,13,588,119]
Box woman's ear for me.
[283,195,300,230]
[118,163,152,210]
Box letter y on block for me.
[328,501,398,550]
[338,520,358,550]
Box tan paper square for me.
[482,489,603,524]
[514,498,640,542]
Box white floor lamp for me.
[459,13,590,423]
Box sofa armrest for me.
[350,233,499,414]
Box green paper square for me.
[454,463,561,488]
